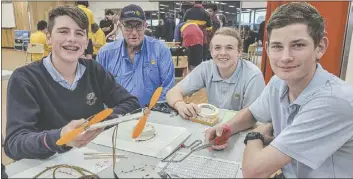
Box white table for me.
[5,111,250,178]
[2,70,13,80]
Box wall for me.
[1,2,29,48]
[1,1,74,48]
[89,1,159,24]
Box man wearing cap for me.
[97,4,175,107]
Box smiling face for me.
[210,34,241,71]
[266,23,328,83]
[47,15,88,63]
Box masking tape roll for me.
[197,103,219,119]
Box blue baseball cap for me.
[120,4,146,23]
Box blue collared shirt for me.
[43,54,86,90]
[97,36,175,107]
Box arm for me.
[157,46,175,101]
[242,96,353,177]
[4,76,70,160]
[106,23,117,39]
[242,73,265,108]
[166,63,206,107]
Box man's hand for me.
[253,123,274,145]
[174,101,200,120]
[204,124,230,150]
[60,119,104,148]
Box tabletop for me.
[6,110,252,178]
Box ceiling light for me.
[229,5,235,7]
[215,1,219,4]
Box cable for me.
[33,164,99,179]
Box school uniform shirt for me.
[92,28,106,55]
[249,64,353,177]
[4,56,139,160]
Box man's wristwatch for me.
[244,132,264,145]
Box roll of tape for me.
[197,103,219,119]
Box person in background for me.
[258,20,265,44]
[76,1,95,60]
[175,12,184,26]
[206,4,221,46]
[91,23,106,60]
[243,25,257,53]
[30,20,51,61]
[97,4,175,107]
[105,10,123,41]
[184,1,213,61]
[4,5,139,161]
[180,22,204,71]
[167,27,265,119]
[163,12,175,42]
[205,2,353,178]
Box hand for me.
[174,101,200,120]
[204,124,230,151]
[253,123,274,145]
[60,119,104,148]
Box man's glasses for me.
[123,23,144,32]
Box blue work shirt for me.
[97,36,175,107]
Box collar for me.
[193,4,203,8]
[211,59,242,84]
[121,36,146,58]
[43,53,86,83]
[279,63,331,106]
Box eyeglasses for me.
[123,23,144,32]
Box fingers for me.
[69,119,87,128]
[215,126,224,137]
[72,128,104,148]
[212,143,228,150]
[204,127,216,143]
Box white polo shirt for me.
[249,64,353,177]
[179,59,265,110]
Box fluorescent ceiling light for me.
[229,5,235,7]
[215,1,219,4]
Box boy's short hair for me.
[76,1,88,7]
[37,20,47,31]
[91,23,99,33]
[48,5,89,36]
[208,4,217,12]
[105,9,114,16]
[267,2,325,47]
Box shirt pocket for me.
[143,62,159,90]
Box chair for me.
[247,42,258,65]
[25,43,44,64]
[14,30,30,51]
[173,56,188,81]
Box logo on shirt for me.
[233,93,240,100]
[151,59,156,65]
[86,92,97,106]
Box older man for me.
[97,4,175,107]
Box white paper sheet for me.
[10,147,118,178]
[91,121,191,158]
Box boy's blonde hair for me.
[211,27,243,52]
